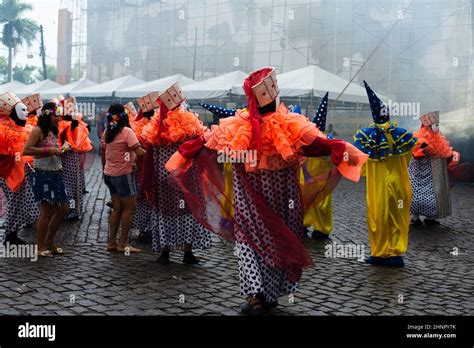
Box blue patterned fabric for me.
[32,170,69,204]
[353,122,417,160]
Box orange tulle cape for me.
[413,127,455,159]
[58,118,93,153]
[0,120,33,191]
[130,113,153,144]
[204,103,323,171]
[27,115,38,127]
[141,107,207,146]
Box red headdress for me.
[243,67,279,150]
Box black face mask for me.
[63,115,79,130]
[257,100,277,115]
[9,109,27,127]
[143,110,154,119]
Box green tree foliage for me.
[0,0,39,82]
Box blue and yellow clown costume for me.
[353,81,417,267]
[299,93,333,239]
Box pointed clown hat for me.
[364,80,390,125]
[199,103,236,117]
[312,92,329,132]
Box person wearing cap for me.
[23,101,70,257]
[354,81,417,267]
[299,92,334,239]
[409,111,460,226]
[0,92,40,246]
[127,96,156,244]
[141,83,211,265]
[166,67,368,314]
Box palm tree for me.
[0,0,38,82]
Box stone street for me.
[1,155,473,316]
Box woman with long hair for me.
[23,102,70,257]
[101,104,145,254]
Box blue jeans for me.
[32,170,69,204]
[103,173,137,198]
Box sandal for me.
[49,246,65,255]
[117,245,141,254]
[38,250,54,258]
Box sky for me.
[0,0,61,69]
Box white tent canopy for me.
[41,78,98,99]
[74,75,145,97]
[0,81,26,94]
[183,70,248,100]
[115,74,195,98]
[232,65,369,103]
[16,79,61,98]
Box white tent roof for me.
[232,65,369,103]
[115,74,195,98]
[16,79,61,98]
[183,70,248,100]
[41,78,98,99]
[74,75,145,97]
[0,81,27,94]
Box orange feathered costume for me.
[58,114,93,153]
[0,119,34,192]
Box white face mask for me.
[431,123,440,133]
[275,95,280,106]
[71,112,79,121]
[15,103,28,121]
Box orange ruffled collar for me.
[142,107,207,146]
[414,127,453,159]
[205,103,322,171]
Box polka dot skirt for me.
[409,156,437,218]
[150,145,212,252]
[232,164,303,302]
[61,151,82,219]
[132,170,152,234]
[0,165,39,236]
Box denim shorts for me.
[32,170,69,204]
[103,173,137,198]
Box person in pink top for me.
[101,104,146,254]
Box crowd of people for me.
[0,67,461,315]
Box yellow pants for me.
[364,152,412,257]
[221,162,234,220]
[299,157,333,235]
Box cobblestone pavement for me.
[0,155,473,316]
